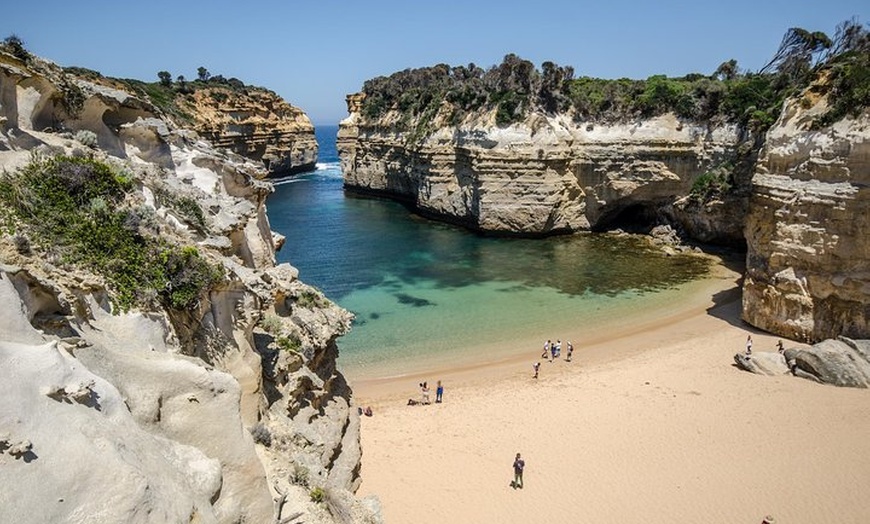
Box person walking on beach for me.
[533,362,540,379]
[541,340,550,360]
[512,453,525,489]
[566,341,573,362]
[745,335,753,356]
[435,380,444,403]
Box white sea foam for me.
[271,176,306,186]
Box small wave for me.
[271,168,343,186]
[271,176,307,186]
[316,161,341,171]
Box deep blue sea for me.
[267,125,713,379]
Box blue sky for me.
[2,1,866,125]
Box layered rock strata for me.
[339,95,744,240]
[743,97,870,342]
[178,87,318,177]
[0,50,377,523]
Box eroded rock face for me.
[179,87,317,177]
[786,338,870,387]
[338,98,743,238]
[742,97,870,342]
[0,340,227,524]
[0,50,374,524]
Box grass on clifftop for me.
[0,155,224,312]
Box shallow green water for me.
[267,126,712,378]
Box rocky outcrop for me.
[0,49,377,523]
[786,338,870,387]
[339,96,745,240]
[733,351,790,376]
[742,96,870,342]
[735,338,870,388]
[177,87,317,177]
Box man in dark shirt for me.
[512,453,525,489]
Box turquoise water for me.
[267,126,711,378]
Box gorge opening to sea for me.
[267,125,732,381]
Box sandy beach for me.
[350,266,870,523]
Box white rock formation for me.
[0,49,377,523]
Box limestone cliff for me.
[176,86,318,177]
[340,53,869,345]
[743,95,870,342]
[0,49,378,523]
[338,98,744,239]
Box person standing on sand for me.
[533,362,540,379]
[542,340,550,359]
[512,453,525,489]
[421,382,431,405]
[435,380,444,403]
[566,341,573,362]
[745,335,753,355]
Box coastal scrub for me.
[0,154,223,311]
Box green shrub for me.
[75,130,98,148]
[0,155,223,312]
[296,290,323,309]
[309,487,325,503]
[153,188,208,233]
[159,245,224,309]
[636,75,690,116]
[691,162,734,200]
[260,314,283,334]
[276,334,302,353]
[494,90,522,126]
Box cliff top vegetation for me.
[0,154,223,312]
[356,19,868,134]
[0,35,289,126]
[70,64,282,124]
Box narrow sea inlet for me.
[267,126,714,380]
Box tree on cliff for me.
[1,34,31,62]
[175,75,193,94]
[197,66,210,82]
[157,71,172,87]
[759,27,833,83]
[714,59,738,81]
[538,61,574,113]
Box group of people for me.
[407,380,444,406]
[540,339,573,362]
[533,339,574,378]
